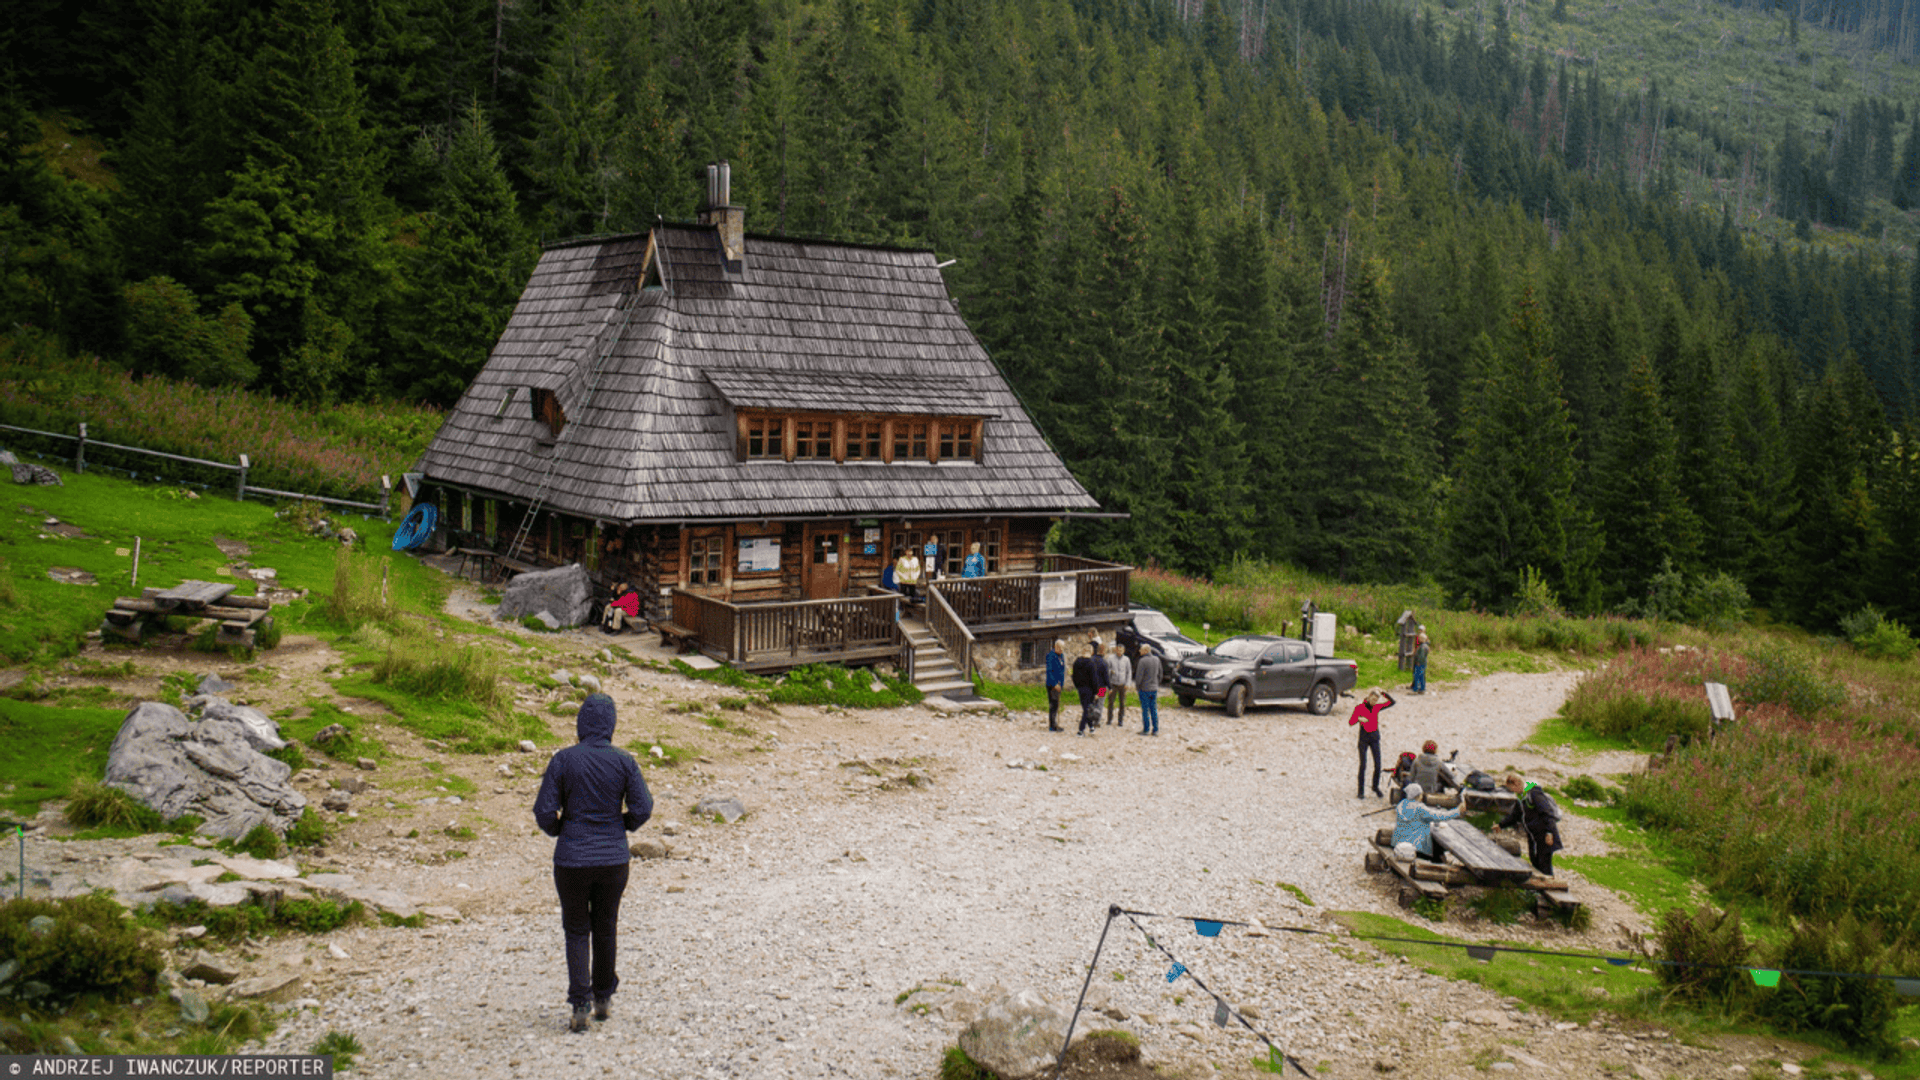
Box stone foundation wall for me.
[971,637,1043,684]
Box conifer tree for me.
[1590,352,1699,608]
[1725,338,1797,607]
[1784,357,1889,628]
[1156,195,1249,575]
[1052,186,1174,565]
[1301,259,1438,582]
[195,0,385,400]
[395,100,535,405]
[1441,289,1598,611]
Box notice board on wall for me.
[738,536,781,572]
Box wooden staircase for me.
[900,615,973,697]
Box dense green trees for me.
[6,0,1920,629]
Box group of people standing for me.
[1043,635,1163,736]
[884,537,987,601]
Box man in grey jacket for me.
[534,694,653,1032]
[1133,649,1163,735]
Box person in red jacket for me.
[601,581,640,634]
[1348,688,1395,799]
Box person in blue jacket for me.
[534,693,653,1032]
[1044,638,1066,732]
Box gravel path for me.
[229,655,1807,1080]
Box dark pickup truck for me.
[1169,634,1359,717]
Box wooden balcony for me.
[669,589,905,672]
[934,555,1132,629]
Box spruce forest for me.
[5,0,1920,631]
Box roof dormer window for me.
[532,388,566,441]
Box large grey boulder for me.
[497,563,592,628]
[957,986,1069,1079]
[103,701,306,840]
[192,696,287,752]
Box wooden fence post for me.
[131,537,141,590]
[236,454,250,501]
[75,423,86,473]
[380,475,392,521]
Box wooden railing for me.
[671,590,736,653]
[926,584,975,683]
[1073,567,1130,616]
[932,575,1040,624]
[670,589,901,667]
[932,556,1132,625]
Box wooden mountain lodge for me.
[414,163,1130,690]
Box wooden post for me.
[75,422,87,473]
[131,537,141,590]
[236,454,250,502]
[380,475,392,521]
[381,561,390,606]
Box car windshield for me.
[1133,611,1179,637]
[1211,637,1269,660]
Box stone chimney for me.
[699,161,744,267]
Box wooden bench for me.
[655,620,697,652]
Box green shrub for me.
[266,743,309,773]
[1561,775,1606,802]
[1852,616,1917,662]
[255,619,284,650]
[1755,916,1900,1056]
[148,896,362,940]
[1511,565,1565,619]
[64,780,164,832]
[1735,647,1846,718]
[0,895,165,1004]
[939,1046,993,1080]
[284,808,330,849]
[1651,904,1753,1007]
[311,1030,363,1071]
[232,824,283,860]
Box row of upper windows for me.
[738,413,981,464]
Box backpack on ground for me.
[1464,770,1497,792]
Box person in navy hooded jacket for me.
[534,693,653,1032]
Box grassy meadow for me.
[0,332,439,501]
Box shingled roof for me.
[418,222,1100,523]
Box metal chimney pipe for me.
[705,163,718,208]
[718,161,731,206]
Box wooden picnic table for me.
[101,580,275,648]
[452,547,543,584]
[1432,820,1536,883]
[1364,819,1580,913]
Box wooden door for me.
[805,527,843,600]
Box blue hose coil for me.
[392,503,437,551]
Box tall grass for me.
[371,639,511,715]
[324,549,395,629]
[1585,648,1920,944]
[1130,559,1659,654]
[0,333,438,499]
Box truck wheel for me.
[1225,683,1248,718]
[1176,694,1195,708]
[1308,681,1335,715]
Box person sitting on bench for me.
[602,582,640,635]
[1391,783,1462,863]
